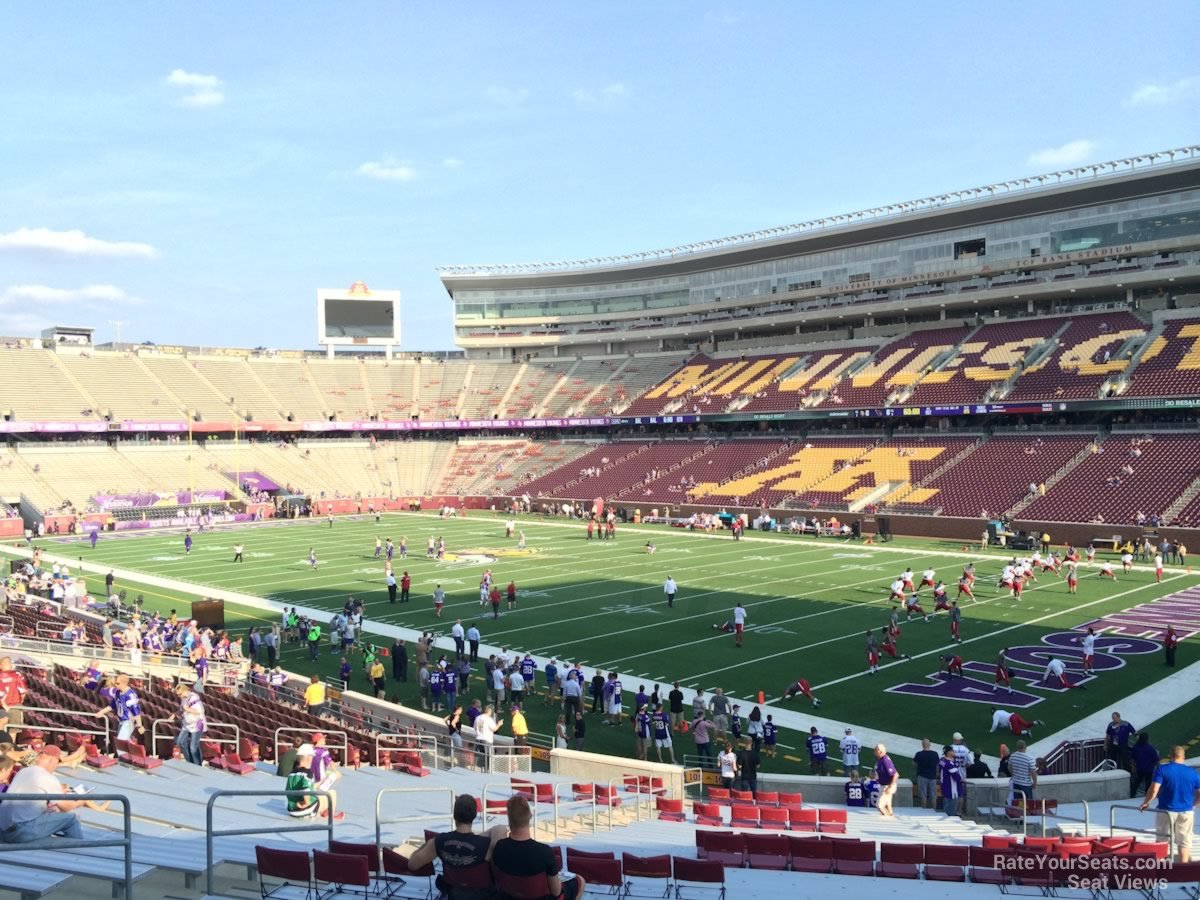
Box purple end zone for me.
[1079,587,1200,640]
[887,631,1160,706]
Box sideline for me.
[0,541,933,760]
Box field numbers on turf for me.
[600,604,659,616]
[745,623,795,636]
[744,556,780,562]
[151,556,182,561]
[832,553,874,560]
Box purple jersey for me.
[939,757,965,799]
[875,754,898,786]
[845,780,867,807]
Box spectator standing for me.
[668,682,685,732]
[466,623,480,662]
[938,745,965,816]
[0,658,28,738]
[511,704,529,746]
[874,743,899,817]
[736,738,761,797]
[1139,745,1200,863]
[840,728,861,776]
[806,727,829,775]
[663,576,677,608]
[572,710,586,751]
[718,742,738,789]
[304,675,326,717]
[1164,626,1178,668]
[174,683,206,765]
[1105,711,1136,772]
[912,738,939,808]
[1130,733,1160,799]
[1007,740,1038,801]
[391,639,407,682]
[966,753,994,779]
[692,713,714,766]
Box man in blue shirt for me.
[1139,745,1200,862]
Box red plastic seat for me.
[655,796,685,822]
[313,849,370,898]
[223,752,256,775]
[758,806,789,830]
[255,846,312,900]
[789,807,817,831]
[622,853,672,898]
[693,802,724,828]
[817,808,847,833]
[568,857,622,895]
[744,833,788,870]
[730,804,760,829]
[492,867,553,899]
[880,842,924,866]
[672,857,726,900]
[702,832,746,868]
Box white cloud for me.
[442,157,464,169]
[166,69,225,108]
[167,69,219,89]
[0,227,158,259]
[1127,75,1200,107]
[1027,139,1097,168]
[572,82,628,106]
[485,85,530,107]
[356,159,417,182]
[0,284,137,306]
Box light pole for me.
[107,320,129,350]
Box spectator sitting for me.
[0,746,110,842]
[406,793,507,898]
[491,794,585,899]
[284,744,344,821]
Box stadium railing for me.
[374,786,454,866]
[151,717,240,757]
[0,791,134,900]
[205,788,336,896]
[274,726,348,764]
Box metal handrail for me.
[480,781,540,836]
[273,726,347,764]
[553,780,600,836]
[374,731,442,768]
[0,631,240,678]
[206,788,335,896]
[0,791,133,900]
[150,717,241,757]
[1108,802,1175,853]
[374,786,455,871]
[17,704,111,747]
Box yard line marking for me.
[809,573,1189,692]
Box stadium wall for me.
[502,496,1199,547]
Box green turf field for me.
[34,511,1200,772]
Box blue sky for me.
[0,2,1197,351]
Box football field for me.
[44,511,1200,771]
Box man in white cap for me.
[950,731,971,770]
[284,744,343,821]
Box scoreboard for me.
[316,281,401,349]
